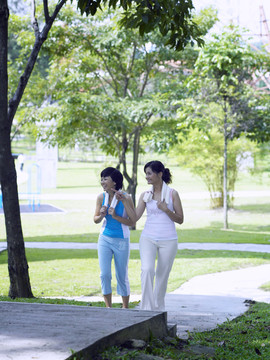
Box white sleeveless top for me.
[141,188,178,241]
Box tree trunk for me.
[223,101,228,229]
[2,160,34,298]
[0,0,33,298]
[128,129,139,205]
[0,0,67,298]
[120,129,140,230]
[127,129,140,230]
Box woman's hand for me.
[157,190,184,224]
[100,205,107,217]
[108,207,116,218]
[94,193,108,224]
[157,199,168,212]
[112,189,128,202]
[110,189,136,226]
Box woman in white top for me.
[136,160,184,311]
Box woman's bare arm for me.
[135,192,146,221]
[93,193,107,224]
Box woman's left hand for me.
[157,200,168,212]
[108,207,116,218]
[112,189,128,202]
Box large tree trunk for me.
[0,0,67,298]
[0,0,33,298]
[119,129,140,230]
[2,158,34,298]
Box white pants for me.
[139,236,178,311]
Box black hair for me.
[144,160,172,184]
[100,167,123,190]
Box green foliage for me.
[173,127,257,208]
[74,0,205,51]
[8,4,218,203]
[173,25,270,223]
[186,25,270,142]
[8,12,50,139]
[31,5,208,199]
[7,0,216,144]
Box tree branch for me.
[8,0,67,127]
[139,56,154,97]
[31,0,40,37]
[127,111,153,144]
[85,38,120,96]
[123,43,137,98]
[43,0,50,23]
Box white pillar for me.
[36,141,58,189]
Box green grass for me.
[0,295,138,309]
[1,160,270,242]
[1,248,270,298]
[187,302,270,360]
[12,227,270,244]
[95,302,270,360]
[1,160,270,296]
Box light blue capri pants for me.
[98,234,130,296]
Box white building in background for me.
[36,141,58,189]
[193,0,270,43]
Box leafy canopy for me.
[74,0,204,50]
[185,25,270,142]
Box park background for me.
[0,0,270,300]
[1,1,270,359]
[1,143,270,298]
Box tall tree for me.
[176,26,270,229]
[173,126,257,208]
[0,0,204,298]
[32,6,217,207]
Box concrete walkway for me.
[7,241,270,253]
[168,263,270,336]
[0,302,169,360]
[17,189,270,201]
[62,263,270,338]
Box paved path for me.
[168,263,270,336]
[1,241,269,253]
[17,189,270,201]
[0,303,168,360]
[5,240,266,338]
[63,262,270,338]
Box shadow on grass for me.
[179,227,270,244]
[208,222,270,234]
[234,203,270,214]
[16,227,270,245]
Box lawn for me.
[1,161,270,243]
[0,159,270,359]
[0,248,270,297]
[0,160,270,298]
